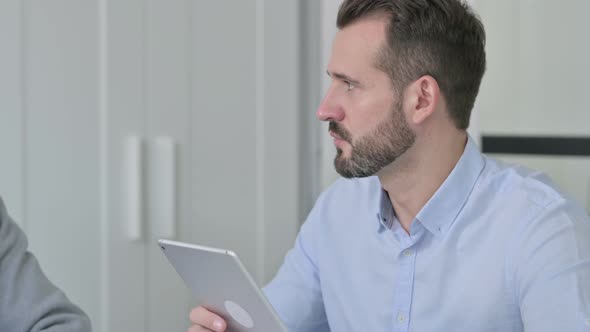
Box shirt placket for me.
[391,227,420,332]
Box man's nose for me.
[316,90,345,122]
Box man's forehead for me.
[329,17,388,74]
[334,16,388,50]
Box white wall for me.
[474,0,590,210]
[0,1,304,331]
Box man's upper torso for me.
[264,137,590,332]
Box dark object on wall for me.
[481,135,590,157]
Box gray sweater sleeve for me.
[0,198,91,332]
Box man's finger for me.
[189,306,227,332]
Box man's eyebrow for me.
[326,70,360,85]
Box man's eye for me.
[345,81,355,91]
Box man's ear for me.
[404,75,440,125]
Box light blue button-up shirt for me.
[263,137,590,332]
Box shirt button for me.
[397,313,405,323]
[585,318,590,326]
[403,250,413,257]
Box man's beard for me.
[330,100,416,178]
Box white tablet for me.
[158,239,287,331]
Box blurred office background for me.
[0,0,588,331]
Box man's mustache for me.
[329,122,352,143]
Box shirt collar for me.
[375,135,486,236]
[376,188,394,232]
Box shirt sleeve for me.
[514,198,590,332]
[263,197,331,332]
[0,198,92,332]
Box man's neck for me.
[378,132,468,234]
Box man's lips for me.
[329,131,347,147]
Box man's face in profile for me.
[318,16,415,178]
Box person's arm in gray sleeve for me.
[0,197,91,332]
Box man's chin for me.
[334,157,377,179]
[335,169,375,179]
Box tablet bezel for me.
[157,239,287,331]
